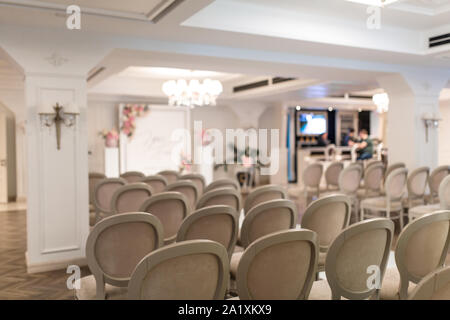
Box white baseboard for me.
[26,252,87,274]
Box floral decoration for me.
[120,104,150,138]
[99,128,119,148]
[179,151,192,173]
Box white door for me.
[0,113,7,203]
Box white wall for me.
[439,99,450,166]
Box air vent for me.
[233,80,269,93]
[429,33,450,48]
[272,77,296,84]
[87,67,106,82]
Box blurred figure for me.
[355,129,373,160]
[317,132,330,146]
[343,128,356,146]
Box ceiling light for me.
[345,0,399,7]
[328,107,333,112]
[372,93,389,113]
[162,79,223,108]
[296,105,301,111]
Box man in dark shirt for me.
[356,129,373,160]
[343,128,356,146]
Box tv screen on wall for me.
[298,112,327,135]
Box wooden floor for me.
[0,210,89,300]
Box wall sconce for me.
[38,102,79,150]
[422,112,441,143]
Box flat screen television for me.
[298,112,327,135]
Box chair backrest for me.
[409,266,450,300]
[176,205,238,257]
[240,199,297,248]
[338,164,363,194]
[111,183,153,214]
[204,178,240,193]
[243,184,287,214]
[363,163,385,192]
[302,162,323,189]
[429,165,450,197]
[120,171,145,183]
[140,175,168,194]
[93,178,127,215]
[439,175,450,209]
[385,162,406,180]
[236,230,318,300]
[196,187,241,213]
[157,170,180,185]
[166,180,199,211]
[127,240,229,300]
[89,172,106,205]
[180,173,206,195]
[384,168,408,201]
[366,160,383,170]
[87,213,163,298]
[325,218,394,300]
[325,162,344,189]
[301,194,352,252]
[395,210,450,299]
[139,192,189,244]
[407,167,430,199]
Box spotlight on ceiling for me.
[296,105,301,111]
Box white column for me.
[377,73,448,170]
[25,73,89,273]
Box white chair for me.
[426,165,450,204]
[140,175,168,194]
[179,173,206,195]
[120,171,145,183]
[110,183,153,215]
[360,168,408,230]
[157,170,180,184]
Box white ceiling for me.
[38,0,163,14]
[118,66,242,81]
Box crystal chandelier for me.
[162,79,223,108]
[372,93,389,114]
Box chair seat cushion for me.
[356,189,381,199]
[308,279,332,300]
[230,252,244,278]
[360,197,402,210]
[75,275,128,300]
[402,197,425,209]
[408,204,441,218]
[380,267,416,300]
[318,252,326,267]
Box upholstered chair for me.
[384,162,406,182]
[196,187,241,213]
[360,168,408,229]
[309,218,394,300]
[230,199,297,279]
[204,178,240,193]
[244,184,287,215]
[157,170,180,185]
[426,165,450,204]
[176,205,238,258]
[365,160,384,170]
[289,163,323,205]
[408,175,450,221]
[76,213,164,300]
[89,172,106,208]
[381,210,450,300]
[120,171,145,183]
[92,178,127,224]
[139,192,189,245]
[408,266,450,300]
[357,163,385,199]
[301,195,352,276]
[403,167,430,212]
[234,230,318,300]
[110,183,153,215]
[140,175,168,194]
[179,173,206,195]
[166,180,199,212]
[322,162,343,192]
[127,240,229,300]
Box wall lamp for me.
[422,112,442,143]
[38,102,79,150]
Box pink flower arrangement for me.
[99,129,119,148]
[120,104,149,138]
[179,152,192,172]
[201,129,214,146]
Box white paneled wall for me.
[439,100,450,166]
